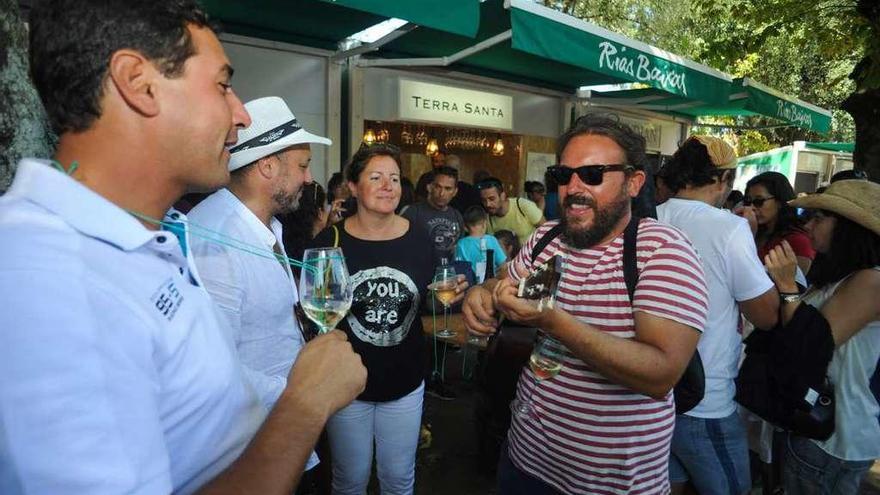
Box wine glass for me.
[428,264,458,339]
[299,247,353,334]
[511,335,567,418]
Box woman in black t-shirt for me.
[311,144,465,494]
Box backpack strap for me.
[529,216,640,302]
[516,197,526,217]
[622,215,640,301]
[331,224,340,248]
[530,223,565,263]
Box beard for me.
[560,186,630,249]
[273,186,301,215]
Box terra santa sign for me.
[398,80,513,130]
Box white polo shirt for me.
[0,159,266,495]
[188,188,317,469]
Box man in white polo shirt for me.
[657,136,779,495]
[188,96,331,472]
[0,1,365,494]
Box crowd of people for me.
[1,2,879,495]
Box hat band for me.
[229,118,302,154]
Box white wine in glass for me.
[299,247,353,334]
[429,264,457,339]
[512,335,567,418]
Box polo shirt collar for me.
[10,159,156,251]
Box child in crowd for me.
[456,206,507,282]
[493,229,521,261]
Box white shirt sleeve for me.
[726,220,775,302]
[0,269,172,495]
[193,243,286,410]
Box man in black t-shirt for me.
[403,166,465,267]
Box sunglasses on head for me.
[475,179,503,191]
[743,196,775,207]
[546,164,633,186]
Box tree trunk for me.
[842,88,880,182]
[0,0,55,194]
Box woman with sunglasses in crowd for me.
[309,143,466,495]
[745,171,815,275]
[763,179,880,494]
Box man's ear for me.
[107,50,161,117]
[255,156,277,180]
[627,170,647,198]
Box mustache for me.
[563,195,596,209]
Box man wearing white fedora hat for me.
[188,96,332,472]
[0,2,364,494]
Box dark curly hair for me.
[556,114,648,171]
[345,143,402,184]
[807,212,880,287]
[29,0,214,134]
[660,137,733,194]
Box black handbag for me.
[735,303,836,441]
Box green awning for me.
[201,0,480,51]
[366,0,732,100]
[588,78,832,133]
[507,0,731,104]
[805,142,854,153]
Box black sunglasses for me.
[743,196,775,207]
[546,164,633,186]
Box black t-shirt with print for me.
[311,221,433,402]
[402,202,465,267]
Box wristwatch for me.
[780,292,801,304]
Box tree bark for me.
[0,0,55,194]
[842,89,880,182]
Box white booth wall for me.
[220,35,338,188]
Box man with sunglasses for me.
[657,136,779,495]
[476,177,545,245]
[464,115,708,495]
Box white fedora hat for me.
[228,96,331,172]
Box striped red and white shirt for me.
[507,218,708,495]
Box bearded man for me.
[463,115,709,495]
[188,98,331,476]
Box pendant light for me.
[491,136,505,156]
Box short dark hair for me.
[326,172,345,204]
[463,205,488,227]
[432,166,459,183]
[661,138,732,193]
[726,190,744,205]
[29,0,215,134]
[494,229,521,258]
[524,181,546,195]
[345,143,401,184]
[746,172,801,237]
[557,114,648,171]
[808,212,880,287]
[476,177,504,194]
[830,169,868,183]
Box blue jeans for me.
[668,412,751,495]
[783,434,873,495]
[326,382,424,495]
